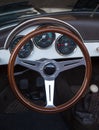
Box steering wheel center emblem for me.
[43,63,56,75]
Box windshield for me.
[0,0,99,27]
[0,0,99,14]
[0,0,77,15]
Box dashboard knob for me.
[90,84,99,93]
[96,47,99,53]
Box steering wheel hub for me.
[43,63,56,75]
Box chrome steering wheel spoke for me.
[44,79,55,108]
[16,58,41,73]
[58,58,85,72]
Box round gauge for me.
[33,32,55,49]
[55,35,77,55]
[9,35,33,58]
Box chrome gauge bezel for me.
[9,35,34,58]
[55,34,77,56]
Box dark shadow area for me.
[0,111,69,130]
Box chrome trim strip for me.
[0,8,34,16]
[0,23,18,31]
[45,80,55,108]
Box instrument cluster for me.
[9,32,77,58]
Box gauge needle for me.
[38,35,46,42]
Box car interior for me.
[0,0,99,130]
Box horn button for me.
[43,63,56,75]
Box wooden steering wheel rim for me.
[8,26,92,113]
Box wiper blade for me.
[90,4,99,17]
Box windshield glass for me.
[0,0,99,14]
[0,0,99,27]
[0,0,77,15]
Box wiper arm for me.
[34,7,46,14]
[90,4,99,17]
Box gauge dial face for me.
[9,35,33,58]
[55,35,77,55]
[33,32,55,49]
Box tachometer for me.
[9,35,33,58]
[55,35,77,55]
[33,32,55,49]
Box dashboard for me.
[0,14,99,65]
[0,17,99,65]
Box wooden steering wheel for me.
[8,18,92,113]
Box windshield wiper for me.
[90,4,99,17]
[34,7,46,14]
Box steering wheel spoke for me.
[59,58,85,72]
[44,80,55,108]
[17,58,41,72]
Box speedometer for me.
[55,35,77,55]
[33,32,55,49]
[9,35,33,58]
